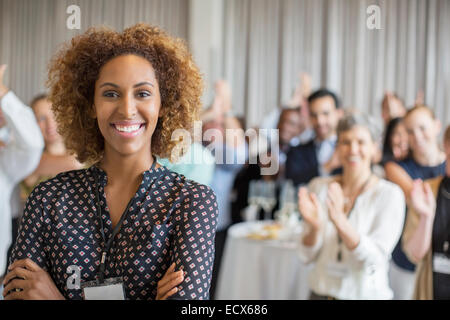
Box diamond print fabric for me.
[10,165,218,300]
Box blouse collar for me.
[89,161,167,188]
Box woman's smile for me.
[110,121,146,137]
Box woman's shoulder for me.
[26,168,92,200]
[160,169,218,227]
[161,166,217,202]
[372,178,405,201]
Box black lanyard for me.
[92,160,156,284]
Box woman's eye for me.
[103,91,119,98]
[137,91,151,98]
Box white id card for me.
[81,277,125,300]
[433,253,450,275]
[326,262,350,278]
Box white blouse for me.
[298,176,406,300]
[0,91,44,277]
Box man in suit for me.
[285,89,342,186]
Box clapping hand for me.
[326,182,346,225]
[298,187,322,230]
[410,179,436,219]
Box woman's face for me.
[390,122,409,160]
[445,138,450,161]
[33,98,63,145]
[404,109,440,156]
[93,54,161,159]
[337,125,375,172]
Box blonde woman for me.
[297,114,405,299]
[402,125,450,300]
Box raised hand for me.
[415,89,424,106]
[288,72,311,108]
[156,263,184,300]
[410,179,436,219]
[299,72,311,99]
[298,186,322,230]
[385,91,405,119]
[0,64,9,98]
[215,80,232,114]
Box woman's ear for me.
[158,105,167,119]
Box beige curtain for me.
[223,0,450,129]
[0,0,189,104]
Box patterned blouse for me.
[10,164,218,300]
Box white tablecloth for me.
[215,220,313,300]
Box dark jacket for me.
[285,140,319,186]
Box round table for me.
[215,220,313,300]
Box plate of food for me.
[246,222,282,241]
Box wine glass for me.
[259,181,277,220]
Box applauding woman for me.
[3,24,218,300]
[297,113,405,300]
[402,126,450,300]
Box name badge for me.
[326,262,350,278]
[81,277,125,300]
[433,253,450,275]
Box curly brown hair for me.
[47,23,203,164]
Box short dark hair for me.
[382,117,406,162]
[30,93,48,109]
[307,89,340,109]
[444,125,450,144]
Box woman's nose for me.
[350,141,359,153]
[119,94,137,118]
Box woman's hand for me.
[326,182,346,226]
[2,258,65,300]
[0,64,9,98]
[298,187,322,230]
[156,263,184,300]
[410,179,436,219]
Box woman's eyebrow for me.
[99,82,154,88]
[99,82,119,88]
[133,82,154,88]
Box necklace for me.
[341,174,374,211]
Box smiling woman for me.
[3,24,218,300]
